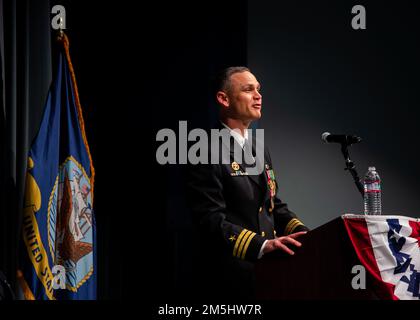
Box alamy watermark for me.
[51,5,66,30]
[351,5,366,30]
[156,121,265,175]
[52,264,66,290]
[351,264,366,290]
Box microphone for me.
[321,132,362,145]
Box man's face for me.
[224,71,262,121]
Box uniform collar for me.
[220,121,248,148]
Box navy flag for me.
[17,34,96,300]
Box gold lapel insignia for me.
[231,161,240,171]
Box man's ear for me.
[216,91,229,108]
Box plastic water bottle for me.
[363,166,382,215]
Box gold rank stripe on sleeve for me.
[233,229,248,257]
[233,229,256,259]
[240,232,256,260]
[233,230,251,258]
[284,218,304,235]
[284,219,302,235]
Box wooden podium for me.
[255,217,379,299]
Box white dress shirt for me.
[221,121,248,148]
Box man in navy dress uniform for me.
[188,67,309,299]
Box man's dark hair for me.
[213,66,250,94]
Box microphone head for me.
[321,132,331,143]
[321,132,362,145]
[352,135,362,144]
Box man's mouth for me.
[252,104,261,109]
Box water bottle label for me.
[364,181,381,193]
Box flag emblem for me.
[48,156,94,291]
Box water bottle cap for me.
[368,166,376,171]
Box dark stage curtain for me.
[0,0,52,296]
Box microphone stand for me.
[340,144,364,198]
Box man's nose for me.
[254,90,262,100]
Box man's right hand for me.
[263,231,307,255]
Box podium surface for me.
[255,217,378,299]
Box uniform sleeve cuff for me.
[284,218,309,235]
[232,229,266,261]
